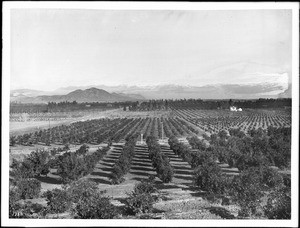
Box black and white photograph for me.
[2,2,299,227]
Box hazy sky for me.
[11,9,292,91]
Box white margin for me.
[2,1,299,227]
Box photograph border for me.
[2,1,299,227]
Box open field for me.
[9,108,172,136]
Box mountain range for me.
[10,83,291,104]
[10,88,145,103]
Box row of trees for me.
[209,126,291,170]
[127,98,291,111]
[110,134,139,184]
[169,98,291,110]
[172,107,291,135]
[10,118,134,146]
[10,115,202,147]
[10,100,139,113]
[10,179,117,218]
[168,126,291,218]
[10,177,161,219]
[146,136,174,183]
[52,145,110,183]
[10,144,110,184]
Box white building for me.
[230,106,242,112]
[230,106,237,111]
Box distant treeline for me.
[9,101,137,113]
[132,98,292,111]
[10,98,291,113]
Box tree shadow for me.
[220,168,239,173]
[172,165,193,171]
[129,171,152,176]
[135,145,147,149]
[102,158,117,163]
[134,155,150,160]
[89,177,111,185]
[155,184,181,190]
[130,166,155,172]
[105,155,119,160]
[131,161,153,167]
[98,162,114,168]
[98,167,113,172]
[35,176,63,185]
[113,145,124,149]
[189,191,207,197]
[131,177,148,182]
[135,148,148,152]
[134,150,149,154]
[132,158,151,163]
[91,171,112,178]
[174,175,193,181]
[174,170,193,175]
[168,158,184,162]
[111,150,122,154]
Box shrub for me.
[212,145,228,164]
[26,150,51,177]
[43,188,71,213]
[187,136,207,150]
[10,136,17,146]
[190,150,214,169]
[9,187,21,203]
[202,133,210,141]
[11,159,35,179]
[68,179,100,203]
[9,201,45,218]
[147,136,174,183]
[74,193,117,219]
[75,144,89,156]
[235,152,268,171]
[11,150,51,179]
[261,167,284,189]
[263,186,291,219]
[230,167,264,217]
[282,174,291,187]
[124,192,155,215]
[157,165,173,183]
[110,135,138,184]
[9,188,23,218]
[63,143,70,151]
[110,164,125,184]
[218,129,229,139]
[193,160,227,194]
[133,179,157,195]
[55,152,86,183]
[16,178,41,199]
[228,128,246,138]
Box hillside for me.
[10,88,145,103]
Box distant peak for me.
[86,87,99,90]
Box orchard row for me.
[10,117,200,146]
[171,107,291,135]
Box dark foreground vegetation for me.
[169,126,291,218]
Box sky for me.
[10,9,292,91]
